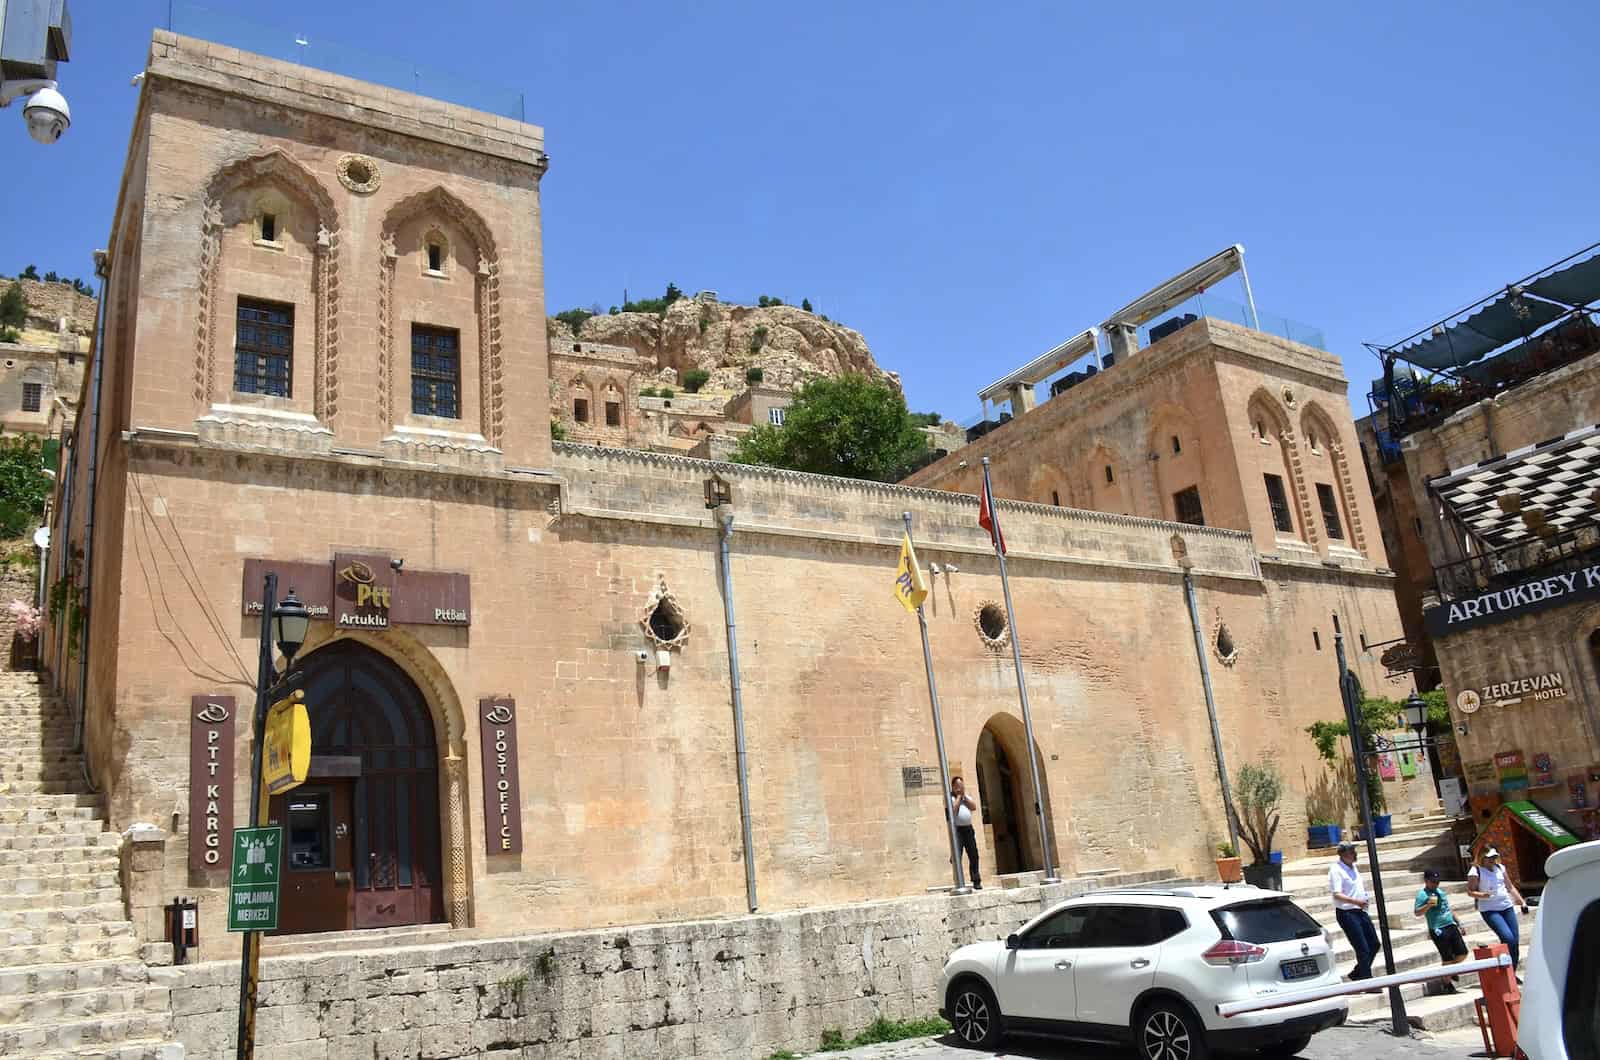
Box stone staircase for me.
[0,672,183,1058]
[1281,813,1492,1032]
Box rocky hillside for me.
[547,296,898,394]
[0,277,96,352]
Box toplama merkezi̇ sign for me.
[1425,560,1600,638]
[227,826,283,932]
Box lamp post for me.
[235,580,309,1060]
[1401,691,1429,750]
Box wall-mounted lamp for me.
[704,474,732,509]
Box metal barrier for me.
[1215,951,1510,1017]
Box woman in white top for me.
[1466,846,1529,972]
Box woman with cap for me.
[1467,846,1529,972]
[1414,867,1467,992]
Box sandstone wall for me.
[0,277,98,337]
[165,869,1170,1060]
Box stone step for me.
[0,830,120,852]
[0,818,108,838]
[0,793,100,812]
[0,863,120,886]
[0,959,155,999]
[1348,981,1486,1031]
[3,917,136,949]
[1,934,142,967]
[0,886,123,912]
[0,780,85,796]
[0,984,170,1027]
[34,1041,186,1060]
[0,1009,175,1055]
[0,805,101,825]
[1283,844,1458,879]
[261,921,458,957]
[0,902,129,931]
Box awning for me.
[1395,292,1565,370]
[1431,423,1600,547]
[1528,250,1600,308]
[1504,801,1582,849]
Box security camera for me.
[945,563,960,574]
[389,557,404,571]
[22,85,70,145]
[634,650,650,663]
[929,563,943,576]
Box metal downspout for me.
[73,252,111,789]
[49,432,74,694]
[1183,568,1238,854]
[716,510,758,912]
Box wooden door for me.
[269,779,354,935]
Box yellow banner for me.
[263,691,311,796]
[893,533,930,613]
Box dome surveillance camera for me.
[23,85,70,144]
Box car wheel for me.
[947,979,1002,1049]
[1259,1036,1312,1058]
[1135,999,1209,1060]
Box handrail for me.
[1434,522,1600,602]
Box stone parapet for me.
[165,868,1174,1059]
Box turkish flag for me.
[978,478,1006,555]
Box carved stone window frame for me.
[640,578,691,649]
[975,600,1010,650]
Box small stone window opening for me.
[573,397,589,423]
[344,158,373,186]
[605,400,622,428]
[1214,622,1238,666]
[1316,483,1344,540]
[1051,490,1061,507]
[426,243,444,274]
[1171,435,1182,455]
[259,212,277,243]
[975,602,1009,648]
[1256,420,1268,443]
[640,580,691,649]
[1104,465,1115,484]
[1313,629,1322,651]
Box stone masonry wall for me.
[167,869,1170,1060]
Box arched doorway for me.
[974,714,1059,877]
[269,639,445,934]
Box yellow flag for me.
[893,533,930,613]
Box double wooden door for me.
[267,640,444,935]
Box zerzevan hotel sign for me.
[1426,561,1600,637]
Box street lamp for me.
[1401,690,1429,751]
[271,589,309,668]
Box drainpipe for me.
[1181,565,1238,854]
[72,250,111,788]
[716,508,758,912]
[49,430,73,693]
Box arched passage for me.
[973,713,1059,877]
[269,638,447,934]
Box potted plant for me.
[1307,818,1342,848]
[1214,842,1243,884]
[1233,759,1283,890]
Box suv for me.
[939,886,1346,1059]
[1517,839,1599,1060]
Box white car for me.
[1516,839,1600,1060]
[939,886,1347,1059]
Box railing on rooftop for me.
[1434,521,1600,602]
[168,1,527,120]
[954,300,1326,444]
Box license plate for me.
[1280,957,1319,981]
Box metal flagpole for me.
[980,458,1059,883]
[1335,628,1408,1035]
[904,512,969,895]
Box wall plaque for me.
[188,695,236,875]
[242,556,470,626]
[479,697,522,855]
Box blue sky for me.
[4,1,1595,423]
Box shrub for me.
[0,327,18,344]
[748,325,769,354]
[0,282,26,330]
[640,386,658,398]
[660,388,675,400]
[683,369,710,393]
[745,366,764,384]
[8,600,41,641]
[553,308,594,334]
[550,420,566,441]
[0,435,49,538]
[801,298,813,312]
[19,265,39,280]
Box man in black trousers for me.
[950,776,981,890]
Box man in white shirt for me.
[1329,842,1379,980]
[950,777,981,890]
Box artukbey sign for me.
[241,555,470,627]
[1425,560,1600,637]
[188,695,236,875]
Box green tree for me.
[683,369,710,393]
[745,366,764,384]
[730,374,930,483]
[1232,759,1283,864]
[19,265,39,281]
[0,282,27,330]
[0,436,51,537]
[801,298,813,313]
[1306,693,1403,816]
[553,308,594,334]
[908,411,943,428]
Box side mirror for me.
[1005,933,1020,950]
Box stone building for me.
[44,31,1419,969]
[0,276,94,437]
[1363,243,1600,843]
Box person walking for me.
[1414,867,1468,993]
[1329,841,1379,981]
[949,777,981,890]
[1467,846,1529,973]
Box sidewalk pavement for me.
[815,1022,1490,1059]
